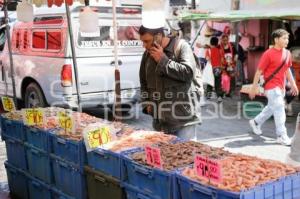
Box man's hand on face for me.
[149,43,164,63]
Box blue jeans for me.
[254,87,287,136]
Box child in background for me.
[205,37,223,102]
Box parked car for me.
[0,4,143,110]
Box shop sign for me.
[194,154,223,183]
[145,146,163,169]
[1,96,15,112]
[22,108,45,126]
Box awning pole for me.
[65,3,82,112]
[112,0,121,120]
[3,0,17,107]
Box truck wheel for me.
[24,82,47,108]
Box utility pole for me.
[191,0,196,9]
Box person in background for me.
[205,37,223,102]
[138,25,201,140]
[248,29,299,146]
[194,27,212,70]
[220,34,238,97]
[236,34,246,85]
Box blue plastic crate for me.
[52,159,86,199]
[123,183,160,199]
[1,118,25,141]
[28,177,52,199]
[52,188,75,199]
[5,138,27,171]
[87,148,123,179]
[0,114,7,139]
[4,161,29,199]
[25,126,52,153]
[176,171,300,199]
[51,134,86,170]
[121,149,175,199]
[26,145,52,184]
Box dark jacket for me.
[139,37,201,133]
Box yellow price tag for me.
[87,127,111,148]
[58,111,73,133]
[1,97,15,112]
[23,109,44,126]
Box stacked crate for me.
[0,112,87,199]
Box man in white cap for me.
[138,25,202,140]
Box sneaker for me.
[249,119,262,135]
[217,97,223,103]
[276,134,291,146]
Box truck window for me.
[77,25,141,48]
[0,30,5,51]
[23,30,28,50]
[32,31,46,49]
[47,31,62,50]
[16,31,20,49]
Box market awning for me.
[180,8,300,22]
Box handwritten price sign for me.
[1,96,15,112]
[87,127,111,148]
[145,146,163,169]
[194,154,222,183]
[58,111,74,133]
[23,108,45,126]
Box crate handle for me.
[94,175,107,185]
[191,184,215,197]
[31,148,40,156]
[137,193,151,199]
[59,161,68,168]
[57,138,66,145]
[9,168,17,175]
[94,150,109,159]
[31,181,41,188]
[6,120,12,125]
[133,165,153,178]
[7,139,16,144]
[31,128,39,133]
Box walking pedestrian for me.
[248,29,299,146]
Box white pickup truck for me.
[0,4,143,110]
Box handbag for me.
[257,50,288,94]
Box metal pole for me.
[191,0,196,9]
[65,3,82,112]
[3,0,17,107]
[112,0,121,120]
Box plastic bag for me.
[202,61,215,87]
[221,72,230,94]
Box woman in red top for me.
[220,34,237,97]
[205,37,223,102]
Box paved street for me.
[0,94,299,198]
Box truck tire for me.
[24,82,47,108]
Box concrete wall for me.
[196,0,232,11]
[240,0,299,10]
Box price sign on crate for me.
[1,96,15,112]
[22,108,45,126]
[194,154,222,183]
[87,126,111,148]
[58,110,75,134]
[145,146,163,169]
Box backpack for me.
[174,39,204,97]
